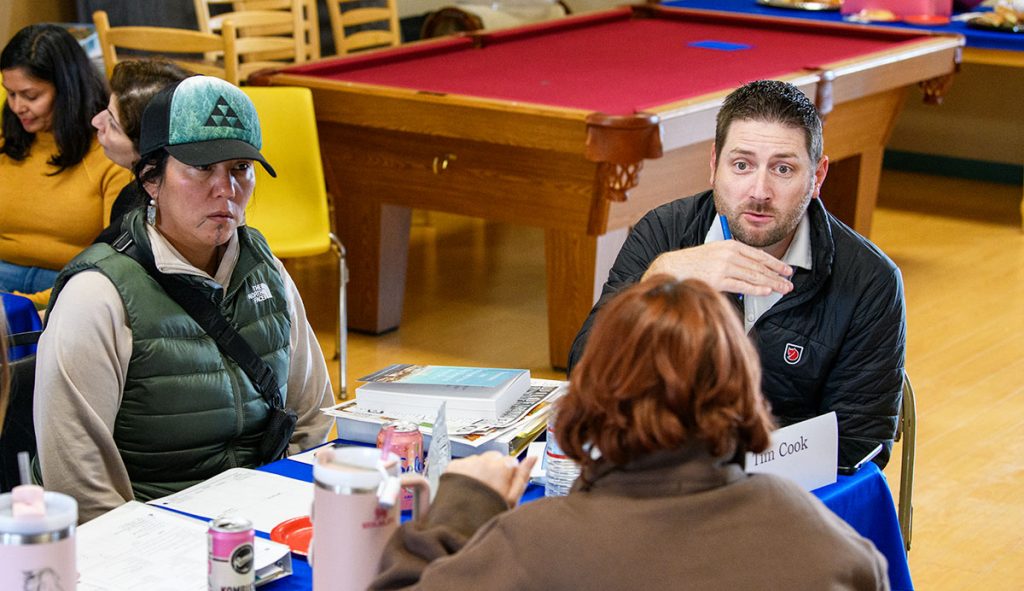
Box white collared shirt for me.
[147,223,240,289]
[704,213,813,333]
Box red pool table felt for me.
[281,9,931,115]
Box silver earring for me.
[146,198,157,226]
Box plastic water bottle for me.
[544,410,580,497]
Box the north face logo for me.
[784,343,804,365]
[204,96,245,129]
[247,282,272,303]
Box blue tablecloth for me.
[259,443,911,590]
[2,292,42,360]
[663,0,1024,52]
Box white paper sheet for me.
[147,468,312,532]
[286,441,333,465]
[744,412,839,491]
[527,441,546,480]
[425,402,451,502]
[78,501,291,591]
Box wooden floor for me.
[288,169,1024,589]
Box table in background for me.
[2,292,42,360]
[257,5,961,368]
[259,444,912,591]
[663,0,1024,229]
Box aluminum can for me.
[376,421,424,511]
[208,516,255,591]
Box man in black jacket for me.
[568,80,906,469]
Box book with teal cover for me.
[359,365,523,388]
[355,365,531,421]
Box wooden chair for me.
[94,10,240,85]
[326,0,401,54]
[221,0,321,61]
[896,373,917,553]
[194,0,306,81]
[241,86,348,398]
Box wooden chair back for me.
[225,0,320,60]
[194,0,307,79]
[94,10,240,85]
[327,0,401,54]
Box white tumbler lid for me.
[0,491,78,535]
[313,446,399,490]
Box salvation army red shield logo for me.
[784,343,804,365]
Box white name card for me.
[744,412,838,492]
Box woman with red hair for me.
[372,277,888,590]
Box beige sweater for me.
[373,446,890,591]
[34,225,333,522]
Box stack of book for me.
[326,365,567,457]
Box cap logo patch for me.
[784,343,804,365]
[204,96,246,130]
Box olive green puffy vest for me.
[48,211,291,501]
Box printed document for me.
[147,467,312,532]
[78,501,291,590]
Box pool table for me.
[254,5,962,369]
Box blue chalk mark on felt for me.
[689,40,752,51]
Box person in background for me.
[568,79,905,470]
[91,59,192,244]
[34,76,332,522]
[0,24,131,308]
[372,277,888,591]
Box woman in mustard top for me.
[0,24,130,307]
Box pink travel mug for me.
[0,488,78,590]
[309,446,429,591]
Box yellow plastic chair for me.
[242,86,347,397]
[896,374,917,552]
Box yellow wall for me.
[1,0,77,48]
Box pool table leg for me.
[544,227,628,370]
[335,195,412,335]
[819,146,884,237]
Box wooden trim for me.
[962,46,1024,68]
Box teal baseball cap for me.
[138,76,276,177]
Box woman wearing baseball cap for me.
[34,76,332,522]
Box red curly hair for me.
[555,276,774,472]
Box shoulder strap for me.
[111,231,284,409]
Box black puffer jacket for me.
[568,191,906,469]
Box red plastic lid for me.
[270,516,313,556]
[903,15,951,25]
